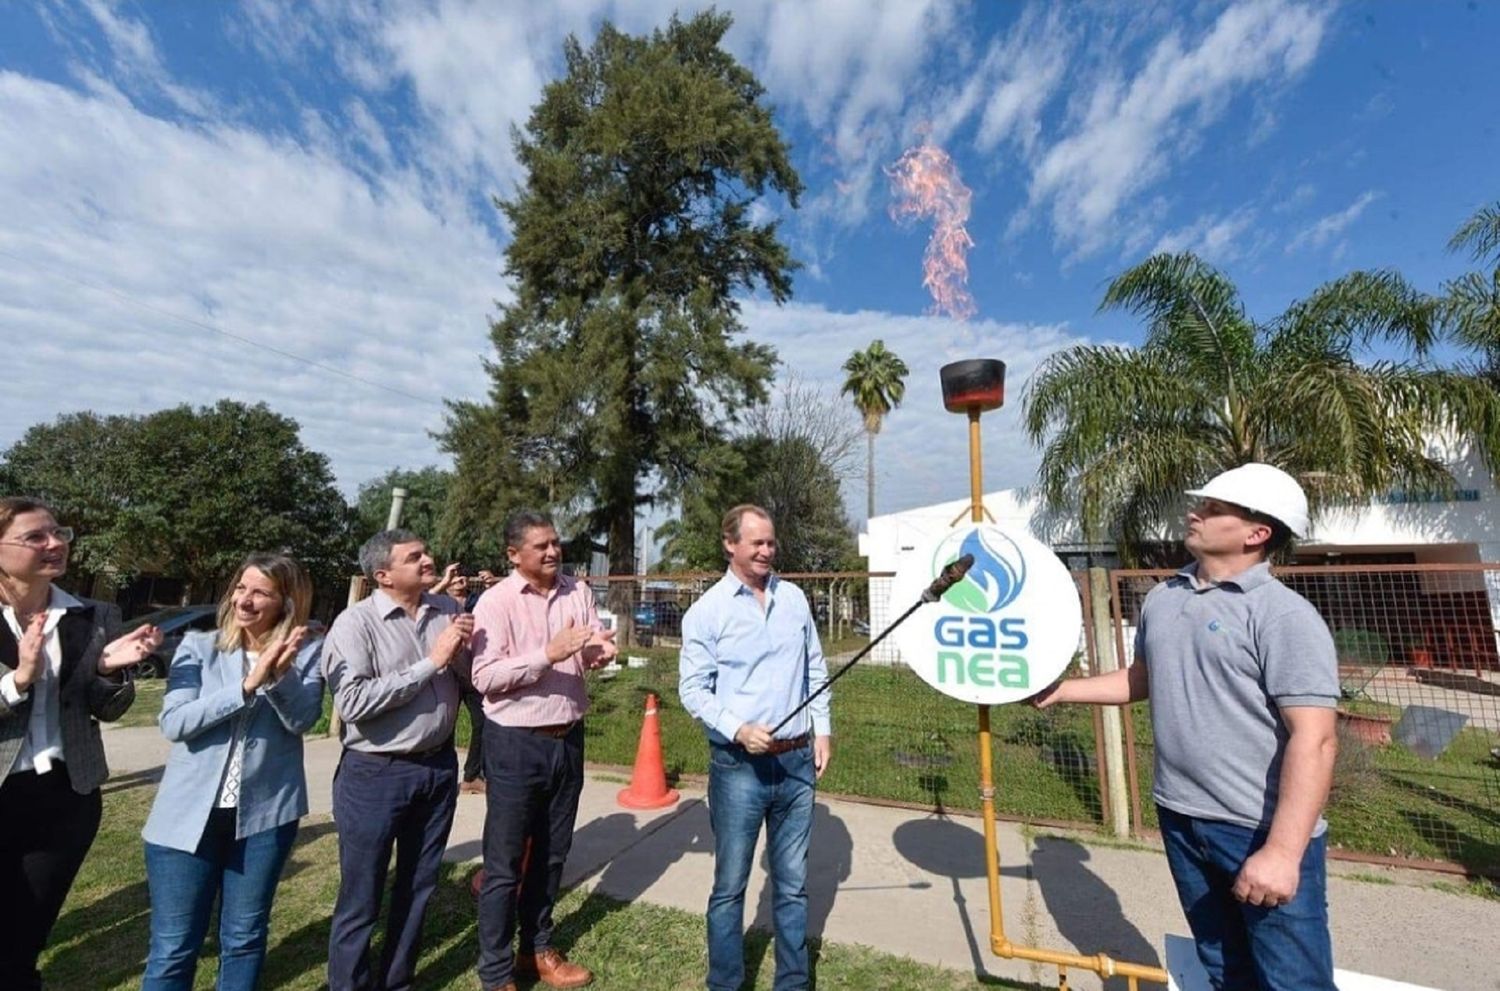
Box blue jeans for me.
[706,742,815,991]
[327,747,458,991]
[1158,806,1336,991]
[142,809,298,991]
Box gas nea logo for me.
[894,524,1082,706]
[935,528,1026,614]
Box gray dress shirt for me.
[322,589,463,754]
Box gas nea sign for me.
[893,524,1081,705]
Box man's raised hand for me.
[581,627,618,669]
[546,622,594,664]
[431,614,475,670]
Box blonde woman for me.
[0,496,156,991]
[140,552,325,991]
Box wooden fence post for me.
[1089,567,1131,838]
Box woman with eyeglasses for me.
[140,552,325,991]
[0,496,161,991]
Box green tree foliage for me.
[2,401,353,597]
[441,11,801,596]
[1022,251,1500,557]
[657,377,860,572]
[354,466,454,553]
[1442,200,1500,380]
[841,340,909,519]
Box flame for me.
[886,142,976,320]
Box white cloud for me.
[1023,0,1328,257]
[739,300,1091,521]
[1286,190,1381,253]
[0,71,499,493]
[69,0,217,117]
[972,6,1070,157]
[1151,207,1260,264]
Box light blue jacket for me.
[142,630,325,852]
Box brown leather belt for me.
[515,721,578,739]
[764,732,810,755]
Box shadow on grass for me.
[101,765,165,795]
[1378,770,1500,871]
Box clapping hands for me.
[99,624,165,674]
[242,626,309,696]
[580,627,618,670]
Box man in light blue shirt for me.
[679,504,830,991]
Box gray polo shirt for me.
[1137,561,1338,832]
[323,589,463,755]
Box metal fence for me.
[591,572,1109,827]
[1111,564,1500,874]
[363,563,1500,874]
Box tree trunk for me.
[866,428,876,520]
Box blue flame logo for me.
[932,527,1026,614]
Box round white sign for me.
[892,523,1082,705]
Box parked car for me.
[120,604,218,678]
[632,600,683,643]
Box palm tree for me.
[1442,201,1500,381]
[841,340,910,520]
[1022,251,1500,558]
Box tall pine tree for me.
[443,12,801,608]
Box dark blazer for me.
[0,595,136,793]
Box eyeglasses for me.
[0,526,75,550]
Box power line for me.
[0,248,449,408]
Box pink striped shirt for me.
[470,570,599,727]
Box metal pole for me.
[386,486,409,530]
[969,421,1167,986]
[969,410,1006,971]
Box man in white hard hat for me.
[1034,463,1339,991]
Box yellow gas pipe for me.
[966,409,1168,990]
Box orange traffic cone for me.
[617,693,680,809]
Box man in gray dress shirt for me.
[323,529,474,991]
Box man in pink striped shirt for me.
[469,511,616,991]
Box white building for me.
[857,445,1500,669]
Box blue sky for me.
[3,1,1498,532]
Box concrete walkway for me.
[102,725,1498,991]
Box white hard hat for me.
[1185,463,1309,537]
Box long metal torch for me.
[771,553,974,736]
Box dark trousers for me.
[0,765,103,991]
[328,747,458,991]
[462,686,486,782]
[476,722,585,987]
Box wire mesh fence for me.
[587,572,1107,826]
[347,561,1500,873]
[1112,564,1500,873]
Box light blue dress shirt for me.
[678,570,831,744]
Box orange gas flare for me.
[886,142,976,321]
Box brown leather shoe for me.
[516,947,593,988]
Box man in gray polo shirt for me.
[1034,463,1339,991]
[323,528,474,991]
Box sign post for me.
[909,358,1167,988]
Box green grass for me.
[1127,704,1500,871]
[42,785,1030,990]
[579,650,1107,825]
